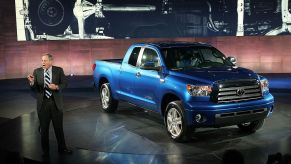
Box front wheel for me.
[100,83,118,113]
[165,101,192,142]
[237,119,265,133]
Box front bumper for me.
[183,93,274,127]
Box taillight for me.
[92,63,96,71]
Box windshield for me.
[161,46,233,70]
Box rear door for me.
[118,47,141,102]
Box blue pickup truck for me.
[92,42,274,142]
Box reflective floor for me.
[0,75,291,164]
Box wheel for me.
[237,119,265,133]
[29,0,74,35]
[100,83,118,113]
[165,101,192,142]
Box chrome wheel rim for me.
[167,107,182,137]
[101,85,109,109]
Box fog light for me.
[195,114,202,123]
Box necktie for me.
[44,70,52,98]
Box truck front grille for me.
[211,79,263,103]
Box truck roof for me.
[134,42,212,48]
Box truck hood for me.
[168,66,258,85]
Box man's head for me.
[42,53,53,70]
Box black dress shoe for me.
[58,148,73,154]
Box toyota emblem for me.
[236,89,245,96]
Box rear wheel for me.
[165,101,192,142]
[100,83,118,113]
[237,119,265,133]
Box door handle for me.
[136,72,141,77]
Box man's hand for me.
[48,84,59,90]
[27,74,34,83]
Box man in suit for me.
[27,53,72,157]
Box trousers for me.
[38,97,66,153]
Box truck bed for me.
[101,59,123,64]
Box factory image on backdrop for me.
[15,0,291,41]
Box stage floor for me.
[0,75,291,164]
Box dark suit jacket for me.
[31,66,67,111]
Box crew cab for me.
[92,42,274,142]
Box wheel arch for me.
[161,93,181,116]
[98,76,109,91]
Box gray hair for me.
[43,53,53,61]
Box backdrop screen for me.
[15,0,291,41]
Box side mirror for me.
[226,56,237,65]
[141,61,160,71]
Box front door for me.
[134,47,161,111]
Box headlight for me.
[260,79,269,93]
[187,85,212,96]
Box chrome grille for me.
[213,79,263,103]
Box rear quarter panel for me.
[93,61,121,99]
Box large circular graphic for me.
[29,0,73,35]
[38,0,64,27]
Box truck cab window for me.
[140,48,160,69]
[128,47,141,66]
[200,48,224,64]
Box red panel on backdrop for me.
[1,36,291,79]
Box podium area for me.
[0,75,291,164]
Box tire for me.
[29,0,73,35]
[237,119,265,133]
[99,83,118,113]
[164,101,192,142]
